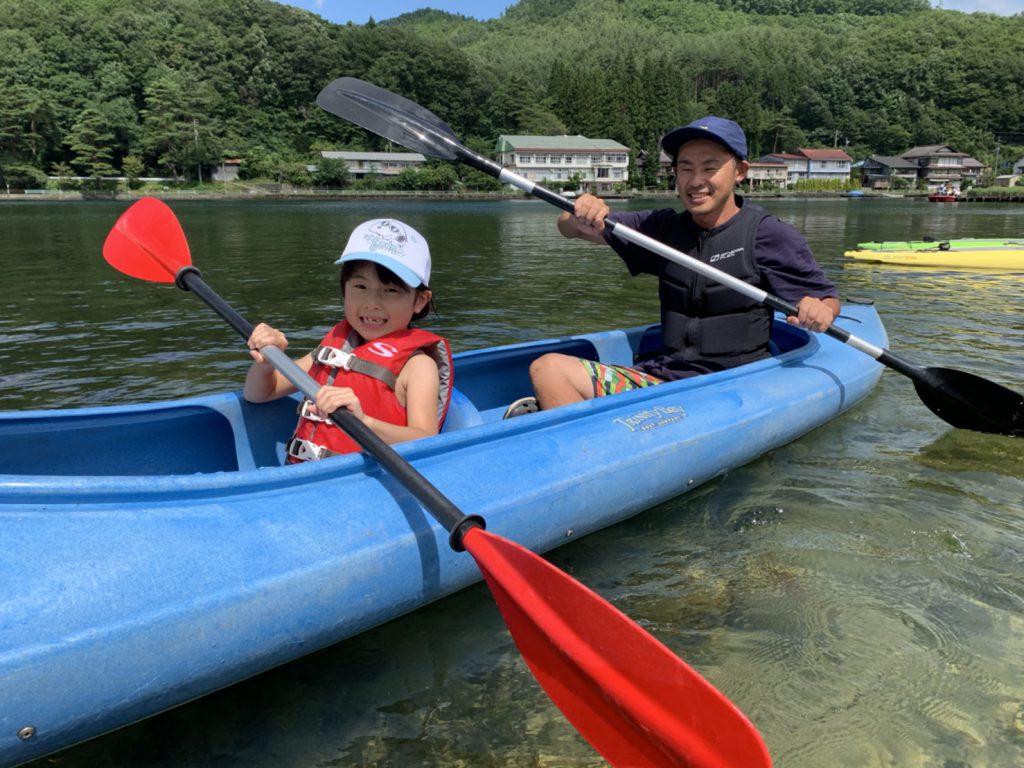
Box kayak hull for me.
[844,247,1024,269]
[0,306,886,766]
[856,238,1024,251]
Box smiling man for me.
[511,116,841,415]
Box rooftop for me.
[496,135,629,152]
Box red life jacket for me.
[286,320,452,462]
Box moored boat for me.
[927,194,958,202]
[844,245,1024,269]
[856,238,1024,251]
[0,306,886,766]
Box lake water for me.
[3,196,1023,767]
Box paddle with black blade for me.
[102,197,772,768]
[316,76,1024,438]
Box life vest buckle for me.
[297,399,330,423]
[314,345,354,370]
[286,437,332,462]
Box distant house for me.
[860,155,919,189]
[495,135,629,194]
[636,149,674,188]
[319,151,427,179]
[759,153,806,186]
[900,145,968,189]
[960,156,987,187]
[212,159,242,182]
[1015,155,1024,175]
[746,159,788,189]
[651,149,676,187]
[797,148,853,182]
[759,149,852,185]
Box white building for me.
[746,160,789,189]
[319,151,427,179]
[759,153,807,186]
[495,135,629,194]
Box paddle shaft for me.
[174,266,483,550]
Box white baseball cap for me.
[335,218,431,287]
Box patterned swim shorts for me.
[579,360,664,397]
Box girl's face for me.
[342,263,431,341]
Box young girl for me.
[244,219,452,463]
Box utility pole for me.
[193,118,202,183]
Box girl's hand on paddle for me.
[247,323,288,365]
[315,385,366,423]
[788,297,837,332]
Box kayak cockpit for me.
[0,320,814,478]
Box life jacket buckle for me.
[297,399,330,423]
[286,437,330,462]
[314,345,354,370]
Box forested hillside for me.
[1,0,1022,189]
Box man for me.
[512,116,840,414]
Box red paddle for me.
[103,197,771,768]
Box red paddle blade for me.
[102,197,191,283]
[463,527,771,768]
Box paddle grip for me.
[175,266,485,551]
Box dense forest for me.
[1,0,1022,190]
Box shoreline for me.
[3,188,1022,203]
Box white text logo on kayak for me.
[613,405,687,432]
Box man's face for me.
[673,139,749,228]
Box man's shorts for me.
[579,360,664,397]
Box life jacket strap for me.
[312,345,398,390]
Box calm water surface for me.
[3,197,1023,767]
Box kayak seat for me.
[440,387,483,432]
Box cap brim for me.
[334,251,425,288]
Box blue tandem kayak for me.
[0,305,886,766]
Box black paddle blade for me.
[914,367,1024,437]
[316,77,461,161]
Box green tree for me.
[140,67,221,180]
[312,156,350,188]
[65,107,117,179]
[122,154,145,189]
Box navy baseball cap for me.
[662,116,748,161]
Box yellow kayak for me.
[843,246,1024,270]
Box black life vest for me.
[656,200,772,373]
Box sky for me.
[273,0,1021,25]
[275,0,509,25]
